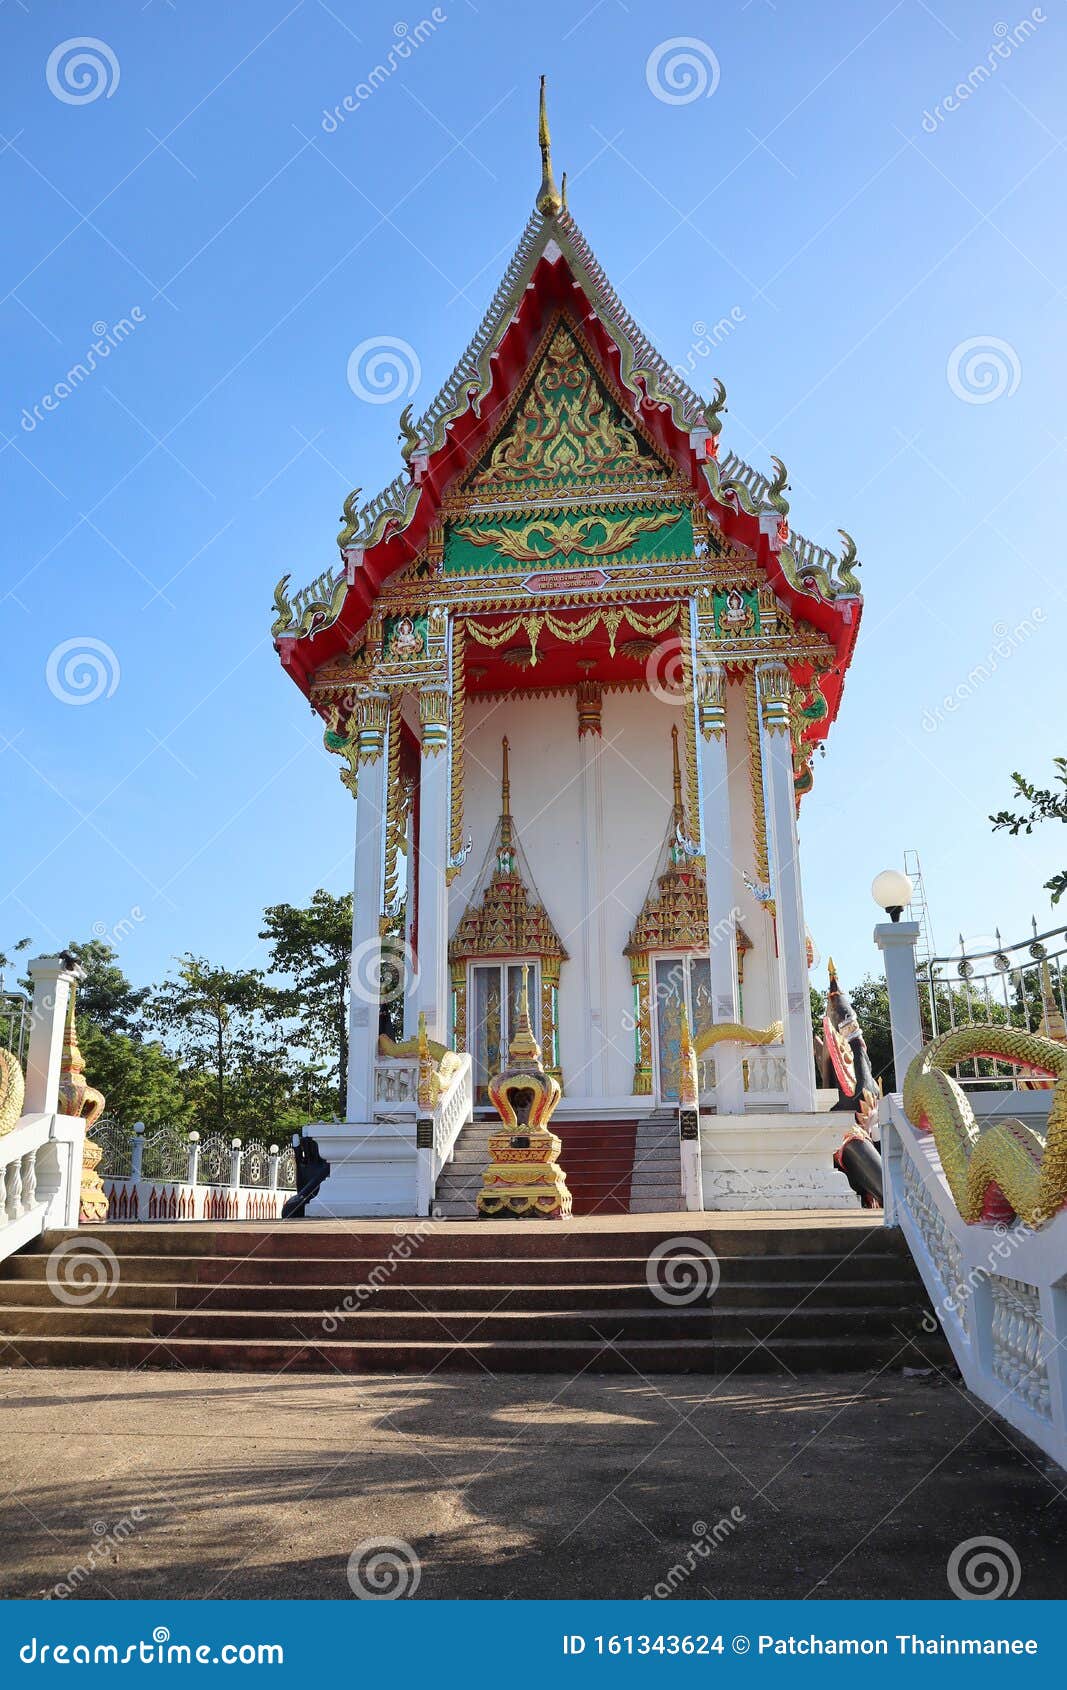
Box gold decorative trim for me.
[679,601,700,846]
[381,692,404,922]
[745,669,770,888]
[448,617,466,881]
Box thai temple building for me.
[271,83,864,1216]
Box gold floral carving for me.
[453,506,681,566]
[464,319,670,500]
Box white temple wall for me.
[451,685,766,1103]
[455,687,670,1101]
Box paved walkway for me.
[1,1366,1063,1600]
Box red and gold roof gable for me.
[273,87,863,758]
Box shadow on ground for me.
[1,1366,1063,1600]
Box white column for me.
[697,663,744,1114]
[874,920,924,1089]
[758,662,817,1112]
[24,956,80,1116]
[576,681,608,1096]
[347,691,390,1122]
[416,683,451,1046]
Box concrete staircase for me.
[0,1217,950,1376]
[629,1109,683,1212]
[435,1117,647,1217]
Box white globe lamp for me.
[871,868,913,923]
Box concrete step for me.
[0,1331,948,1375]
[0,1276,926,1313]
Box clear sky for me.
[3,0,1065,1003]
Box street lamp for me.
[871,868,914,923]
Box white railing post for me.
[131,1122,145,1180]
[874,920,924,1089]
[186,1131,200,1185]
[268,1144,280,1190]
[679,1106,704,1212]
[229,1138,242,1187]
[23,956,81,1116]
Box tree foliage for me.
[260,891,351,1120]
[991,757,1067,905]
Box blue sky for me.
[2,0,1065,1001]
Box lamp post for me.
[872,868,923,1088]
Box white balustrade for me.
[881,1091,1067,1471]
[415,1053,473,1216]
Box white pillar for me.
[23,956,81,1116]
[758,662,816,1112]
[697,663,744,1114]
[415,684,451,1046]
[347,691,390,1122]
[576,681,608,1096]
[874,920,924,1089]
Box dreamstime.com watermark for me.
[20,311,146,432]
[346,1537,422,1598]
[19,1629,284,1665]
[92,908,146,948]
[350,936,419,1009]
[947,1536,1021,1600]
[646,38,721,105]
[46,1237,121,1307]
[921,610,1044,732]
[646,1237,721,1305]
[46,638,121,706]
[41,1511,149,1600]
[947,336,1021,404]
[644,1509,746,1597]
[320,13,447,132]
[672,311,745,382]
[920,11,1046,132]
[45,37,120,105]
[347,335,421,405]
[322,1219,436,1332]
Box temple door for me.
[469,960,541,1106]
[652,955,715,1105]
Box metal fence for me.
[95,1121,297,1189]
[921,920,1067,1088]
[0,991,30,1066]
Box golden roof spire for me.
[499,735,513,856]
[671,723,683,819]
[561,170,568,213]
[508,963,543,1063]
[536,75,563,217]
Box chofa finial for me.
[536,75,563,217]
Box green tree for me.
[148,955,272,1135]
[66,938,149,1033]
[260,891,352,1119]
[991,757,1067,904]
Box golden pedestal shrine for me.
[477,965,572,1220]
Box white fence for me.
[99,1122,298,1224]
[878,915,1067,1470]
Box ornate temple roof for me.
[273,82,863,752]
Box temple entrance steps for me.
[433,1116,661,1216]
[628,1110,683,1212]
[0,1216,950,1376]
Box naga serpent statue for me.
[0,1049,25,1138]
[903,1026,1067,1228]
